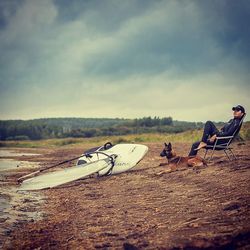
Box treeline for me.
[0,117,204,140]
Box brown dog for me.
[157,142,207,175]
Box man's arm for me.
[217,119,239,137]
[209,134,217,142]
[220,119,233,132]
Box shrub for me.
[13,135,30,140]
[114,137,130,144]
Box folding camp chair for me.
[203,113,246,161]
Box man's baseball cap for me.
[232,105,245,113]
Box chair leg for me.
[208,149,215,162]
[204,148,237,162]
[228,148,237,160]
[224,150,232,161]
[204,149,208,160]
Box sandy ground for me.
[0,141,250,250]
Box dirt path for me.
[1,142,250,249]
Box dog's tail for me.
[201,157,207,166]
[188,155,207,167]
[194,155,208,166]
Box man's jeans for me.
[189,121,219,156]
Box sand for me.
[0,142,250,249]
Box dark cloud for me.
[0,0,249,119]
[0,0,24,29]
[197,0,250,62]
[53,0,154,33]
[80,1,232,77]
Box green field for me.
[1,121,249,148]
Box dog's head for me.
[160,142,175,159]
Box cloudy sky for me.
[0,0,249,122]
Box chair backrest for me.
[227,113,246,146]
[232,113,246,137]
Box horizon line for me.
[0,116,232,124]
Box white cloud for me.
[2,69,249,121]
[0,0,249,120]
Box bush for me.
[6,137,14,140]
[134,137,145,142]
[54,139,80,146]
[114,137,130,144]
[13,135,30,140]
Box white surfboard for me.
[19,143,148,191]
[18,158,112,191]
[77,143,148,176]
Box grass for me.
[0,131,202,148]
[1,122,249,149]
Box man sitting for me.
[189,105,245,156]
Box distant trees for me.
[133,116,173,127]
[0,120,63,140]
[0,116,204,141]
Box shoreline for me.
[0,148,49,247]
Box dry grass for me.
[0,121,249,148]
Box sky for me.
[0,0,249,122]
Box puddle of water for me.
[0,195,11,220]
[0,159,19,171]
[0,159,38,171]
[0,149,44,247]
[0,187,45,246]
[0,150,40,157]
[0,149,40,171]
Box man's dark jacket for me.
[217,117,242,137]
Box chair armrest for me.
[216,136,234,140]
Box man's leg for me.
[189,141,200,156]
[195,121,219,151]
[201,121,219,143]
